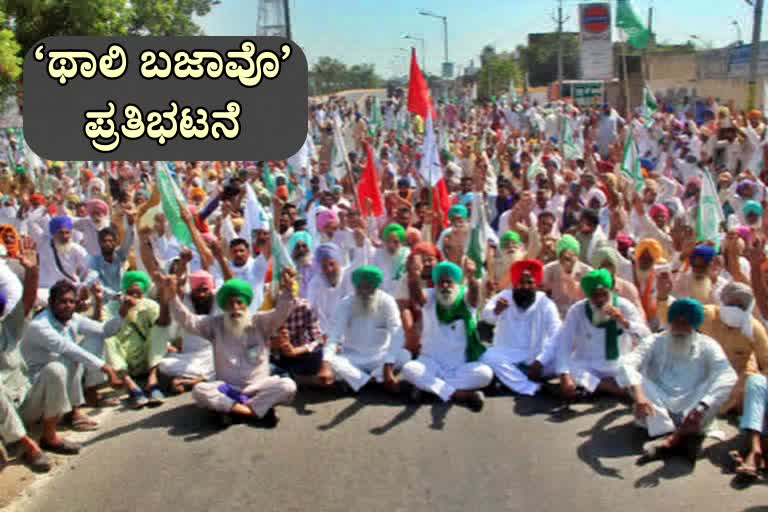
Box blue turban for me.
[689,244,716,265]
[0,290,7,316]
[448,204,468,219]
[668,298,705,329]
[314,242,342,264]
[49,215,73,235]
[432,261,463,285]
[287,230,313,256]
[459,192,475,206]
[744,200,764,218]
[640,158,656,171]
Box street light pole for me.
[403,34,426,71]
[747,0,764,110]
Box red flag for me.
[407,48,434,118]
[432,177,450,228]
[357,142,384,217]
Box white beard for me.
[436,286,460,307]
[223,313,251,338]
[590,304,610,325]
[54,240,76,257]
[93,217,110,230]
[668,332,696,357]
[353,290,380,315]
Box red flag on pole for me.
[407,47,434,118]
[432,177,450,227]
[357,142,384,217]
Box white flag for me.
[418,111,442,186]
[243,181,270,244]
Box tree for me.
[309,57,383,95]
[0,11,21,112]
[477,50,522,100]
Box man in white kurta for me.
[618,298,736,461]
[401,261,493,410]
[305,242,352,333]
[37,216,94,290]
[553,269,650,398]
[481,259,561,395]
[323,266,410,393]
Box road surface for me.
[9,389,766,512]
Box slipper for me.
[736,462,760,480]
[86,396,121,408]
[70,416,99,432]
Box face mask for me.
[512,288,536,309]
[719,305,746,328]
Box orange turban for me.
[634,238,664,263]
[0,225,19,258]
[189,187,206,201]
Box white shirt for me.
[38,238,93,289]
[481,290,561,365]
[420,289,474,371]
[230,255,269,312]
[306,268,352,333]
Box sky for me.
[199,0,764,78]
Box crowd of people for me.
[0,91,767,483]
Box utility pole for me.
[552,0,570,100]
[747,0,764,110]
[283,0,292,39]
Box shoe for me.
[24,452,52,473]
[250,409,279,429]
[637,441,673,466]
[466,391,485,412]
[147,387,165,407]
[40,438,81,455]
[127,391,149,410]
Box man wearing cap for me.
[306,242,351,334]
[619,298,736,463]
[154,270,217,394]
[74,198,113,255]
[323,265,410,393]
[552,269,649,399]
[287,230,315,298]
[37,215,94,290]
[672,244,727,305]
[542,235,592,318]
[163,270,299,427]
[698,282,768,415]
[481,259,561,395]
[104,271,166,408]
[401,261,493,410]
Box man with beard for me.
[619,298,736,464]
[104,271,166,409]
[553,269,649,399]
[574,208,607,265]
[89,222,134,301]
[672,244,727,305]
[481,259,561,395]
[73,199,113,255]
[403,242,444,354]
[542,235,592,318]
[154,270,217,394]
[633,239,665,325]
[306,243,351,333]
[38,216,94,290]
[288,230,314,297]
[20,280,121,454]
[226,237,269,312]
[401,261,493,411]
[163,270,298,427]
[489,232,524,293]
[361,223,410,299]
[698,282,768,415]
[323,266,410,393]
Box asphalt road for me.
[11,389,767,512]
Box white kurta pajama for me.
[305,268,352,333]
[401,290,494,402]
[154,321,216,382]
[553,298,649,392]
[480,291,561,395]
[170,293,298,418]
[323,290,410,392]
[617,332,737,437]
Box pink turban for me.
[316,209,339,232]
[189,270,214,291]
[616,233,634,253]
[648,203,669,221]
[735,225,754,243]
[86,198,109,217]
[406,227,422,246]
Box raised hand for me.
[17,235,38,271]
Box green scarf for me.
[392,246,410,281]
[435,286,486,362]
[584,296,623,361]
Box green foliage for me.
[310,57,383,95]
[0,11,22,109]
[476,46,522,100]
[521,33,580,87]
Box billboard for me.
[579,3,613,80]
[728,42,768,78]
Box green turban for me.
[352,266,384,288]
[501,231,521,247]
[580,269,614,297]
[432,261,463,285]
[121,271,151,294]
[287,230,313,256]
[668,298,705,329]
[14,166,26,175]
[590,245,618,270]
[556,235,581,257]
[448,204,468,219]
[382,223,406,243]
[744,200,764,218]
[216,278,254,310]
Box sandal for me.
[70,416,99,432]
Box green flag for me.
[616,0,650,50]
[465,194,487,279]
[696,169,725,244]
[642,85,658,127]
[620,128,644,192]
[368,96,381,137]
[156,162,193,247]
[561,118,582,160]
[526,155,546,180]
[262,163,276,193]
[270,221,295,292]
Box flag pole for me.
[621,33,632,118]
